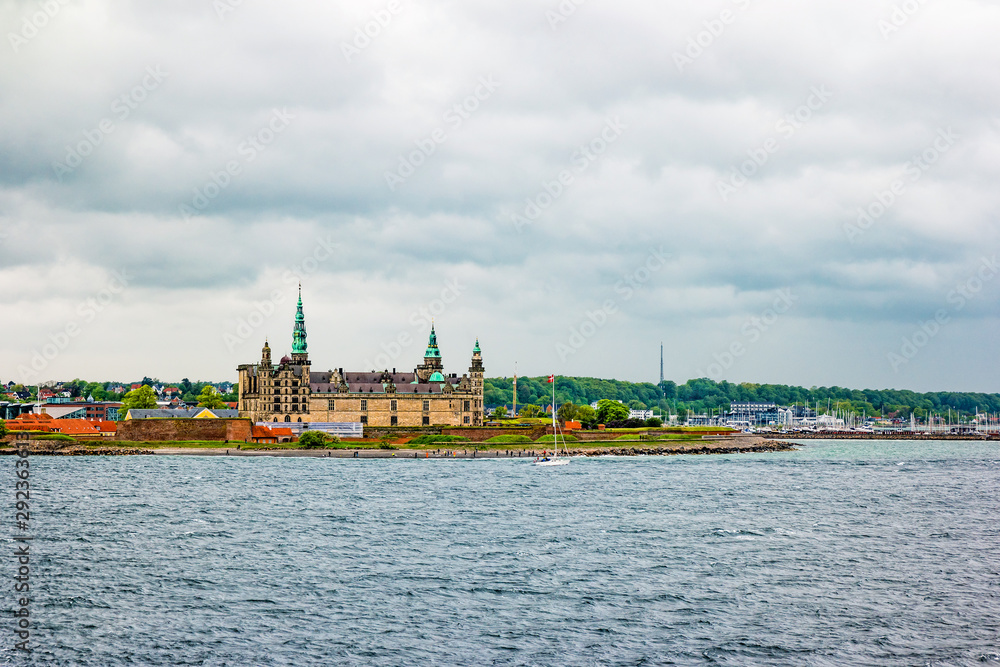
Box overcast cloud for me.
[1,0,998,392]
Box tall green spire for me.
[292,284,307,354]
[473,338,481,354]
[424,323,441,359]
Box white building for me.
[589,400,654,421]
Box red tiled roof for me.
[55,421,102,436]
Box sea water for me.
[4,440,999,665]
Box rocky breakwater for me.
[0,443,154,456]
[577,437,796,457]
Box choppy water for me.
[5,440,1000,666]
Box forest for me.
[483,376,1000,420]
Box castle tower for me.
[469,338,484,426]
[291,284,308,364]
[415,324,444,382]
[261,339,272,370]
[259,339,272,418]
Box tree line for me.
[3,378,238,405]
[485,376,1000,420]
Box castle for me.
[237,287,485,428]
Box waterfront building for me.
[236,287,485,427]
[727,402,780,426]
[30,402,122,421]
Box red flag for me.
[547,375,554,383]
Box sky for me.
[1,0,998,393]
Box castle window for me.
[464,400,470,412]
[391,400,397,412]
[422,400,430,412]
[391,416,398,426]
[328,400,335,410]
[422,416,429,426]
[284,415,291,422]
[464,416,470,424]
[361,399,368,411]
[360,416,368,425]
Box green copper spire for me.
[424,323,441,359]
[292,284,307,354]
[473,338,481,354]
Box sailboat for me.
[534,374,570,467]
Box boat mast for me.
[552,375,558,457]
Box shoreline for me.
[4,434,993,458]
[768,432,999,440]
[0,437,796,458]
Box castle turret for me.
[261,339,272,369]
[291,284,308,363]
[415,323,444,382]
[469,338,484,426]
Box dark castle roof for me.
[309,371,463,394]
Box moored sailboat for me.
[534,374,569,466]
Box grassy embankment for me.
[1,427,737,452]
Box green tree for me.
[659,380,677,399]
[492,405,508,419]
[197,385,227,409]
[576,405,597,428]
[557,402,579,422]
[298,431,331,448]
[596,399,629,424]
[519,404,543,419]
[0,419,7,438]
[120,385,157,419]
